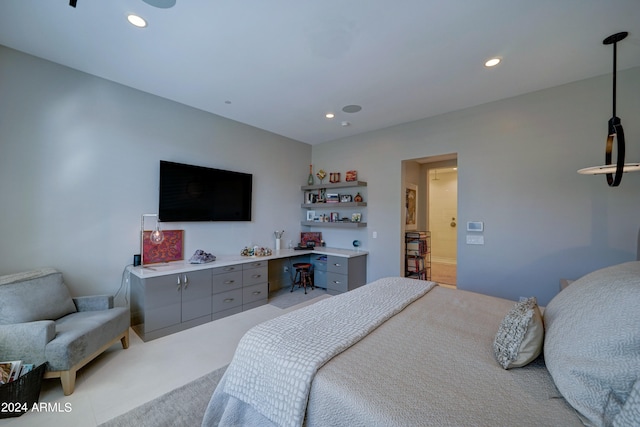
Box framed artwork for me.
[351,213,362,222]
[142,230,184,265]
[405,183,417,230]
[306,210,316,221]
[300,232,322,247]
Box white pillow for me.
[493,297,544,369]
[544,261,640,427]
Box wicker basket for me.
[0,363,46,418]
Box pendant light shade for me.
[577,31,638,186]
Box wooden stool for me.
[291,263,314,294]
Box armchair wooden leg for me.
[60,370,76,396]
[121,329,130,349]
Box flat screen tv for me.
[159,160,252,222]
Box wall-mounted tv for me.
[159,160,252,222]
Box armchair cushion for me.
[73,295,113,312]
[0,268,77,324]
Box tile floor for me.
[2,295,329,427]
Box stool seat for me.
[291,263,314,294]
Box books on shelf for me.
[0,360,35,385]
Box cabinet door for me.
[181,269,212,322]
[145,275,182,332]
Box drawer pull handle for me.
[334,263,341,267]
[224,267,236,271]
[332,280,342,284]
[252,291,261,295]
[224,298,235,303]
[225,280,236,284]
[252,274,262,278]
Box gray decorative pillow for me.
[493,297,544,369]
[544,261,640,427]
[0,268,77,324]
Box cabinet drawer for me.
[244,260,268,270]
[243,282,268,305]
[212,271,243,293]
[212,288,243,313]
[212,265,242,275]
[326,272,348,293]
[243,266,268,286]
[327,256,348,275]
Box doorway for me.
[401,154,457,287]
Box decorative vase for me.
[307,165,314,185]
[275,238,281,251]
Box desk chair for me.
[291,263,314,294]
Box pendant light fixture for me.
[577,31,640,186]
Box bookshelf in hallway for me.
[405,231,431,280]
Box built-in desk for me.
[128,248,367,341]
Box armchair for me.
[0,268,129,395]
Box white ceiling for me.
[1,0,639,145]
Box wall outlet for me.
[283,266,289,273]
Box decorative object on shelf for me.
[142,230,184,265]
[316,169,326,184]
[340,194,353,202]
[577,31,639,186]
[352,213,362,222]
[330,212,340,222]
[329,172,341,183]
[306,211,316,221]
[354,192,363,202]
[240,246,272,257]
[307,165,315,185]
[274,230,284,250]
[189,249,216,264]
[300,232,322,247]
[346,170,358,182]
[405,183,418,231]
[326,193,339,203]
[353,240,361,249]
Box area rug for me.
[99,365,227,427]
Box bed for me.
[202,262,640,427]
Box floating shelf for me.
[301,181,367,191]
[301,221,367,228]
[301,202,367,209]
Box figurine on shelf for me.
[354,192,363,202]
[316,169,326,184]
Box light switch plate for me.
[466,235,484,245]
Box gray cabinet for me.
[211,265,243,320]
[314,254,367,295]
[242,261,268,310]
[130,269,212,341]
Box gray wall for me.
[312,66,640,305]
[0,46,311,296]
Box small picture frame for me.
[330,212,340,222]
[340,194,352,203]
[351,213,362,222]
[306,211,316,221]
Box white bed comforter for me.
[202,277,435,427]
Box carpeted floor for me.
[98,365,227,427]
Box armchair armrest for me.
[0,321,55,364]
[73,295,113,311]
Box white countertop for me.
[128,247,367,278]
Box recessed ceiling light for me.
[127,14,147,28]
[325,113,335,119]
[484,57,501,67]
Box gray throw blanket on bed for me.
[203,277,435,427]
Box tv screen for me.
[159,161,252,222]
